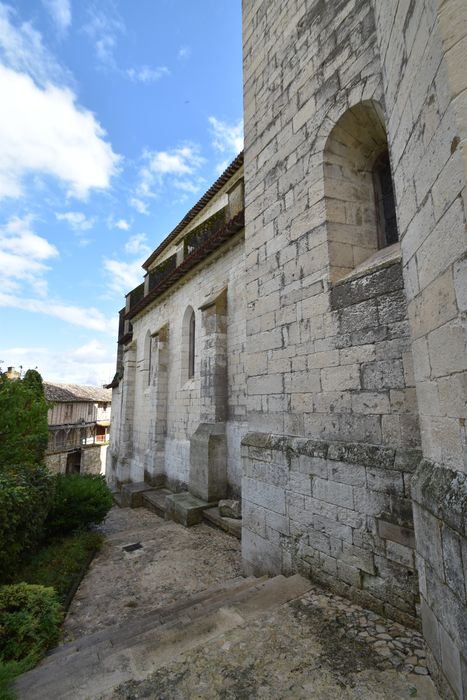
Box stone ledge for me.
[166,492,218,527]
[241,433,422,473]
[412,460,467,536]
[330,254,403,311]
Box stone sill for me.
[333,243,401,287]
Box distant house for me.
[43,383,112,475]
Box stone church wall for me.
[243,0,466,696]
[241,258,422,627]
[108,236,247,497]
[373,1,467,697]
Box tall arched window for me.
[188,308,195,379]
[324,100,399,282]
[181,306,196,384]
[373,151,398,248]
[143,330,152,385]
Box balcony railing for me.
[184,207,226,257]
[148,253,177,292]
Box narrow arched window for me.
[188,309,195,379]
[373,151,399,248]
[144,330,152,385]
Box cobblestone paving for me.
[111,588,438,700]
[66,507,438,699]
[299,589,428,676]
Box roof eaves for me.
[142,151,244,271]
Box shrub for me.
[0,659,29,700]
[17,531,103,604]
[0,584,62,667]
[45,474,113,536]
[0,465,55,583]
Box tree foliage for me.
[0,369,49,468]
[0,465,55,582]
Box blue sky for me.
[0,0,243,385]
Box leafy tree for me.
[0,369,49,468]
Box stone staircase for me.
[15,574,312,700]
[113,482,243,539]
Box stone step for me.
[112,491,123,508]
[15,574,312,700]
[43,575,261,661]
[203,506,242,539]
[141,488,173,518]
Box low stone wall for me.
[241,432,421,627]
[45,452,67,474]
[81,445,107,475]
[412,461,467,699]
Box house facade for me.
[108,1,467,697]
[44,383,111,475]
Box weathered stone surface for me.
[165,492,217,527]
[189,422,227,503]
[218,499,242,519]
[331,263,404,310]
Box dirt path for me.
[63,506,242,641]
[62,507,439,699]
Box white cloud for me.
[103,257,144,296]
[178,45,190,60]
[0,7,120,200]
[83,4,124,69]
[0,216,58,295]
[147,145,204,176]
[0,292,116,333]
[41,0,71,32]
[0,3,69,86]
[173,178,205,194]
[0,341,116,386]
[124,233,150,256]
[56,211,94,231]
[126,65,169,84]
[70,339,110,362]
[209,116,244,167]
[134,144,205,205]
[129,197,149,215]
[115,218,130,230]
[0,65,120,200]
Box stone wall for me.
[372,2,467,696]
[242,432,420,627]
[412,462,467,699]
[81,445,107,475]
[243,0,466,696]
[45,451,67,474]
[109,235,247,496]
[46,444,106,475]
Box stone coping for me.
[412,459,467,536]
[241,432,422,474]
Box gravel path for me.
[63,506,439,699]
[63,506,242,641]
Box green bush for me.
[0,584,62,667]
[46,474,113,536]
[0,465,55,583]
[17,531,103,604]
[0,658,31,700]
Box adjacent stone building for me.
[109,1,466,697]
[44,383,111,475]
